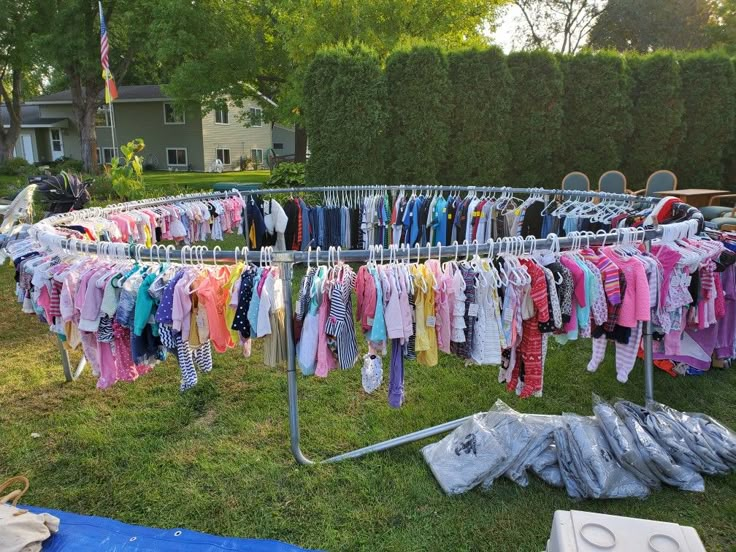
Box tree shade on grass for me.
[385,44,450,185]
[445,47,512,186]
[676,51,736,189]
[507,50,564,187]
[624,51,685,190]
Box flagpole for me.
[99,1,118,163]
[108,94,118,160]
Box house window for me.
[163,103,185,124]
[273,143,284,150]
[98,147,118,164]
[166,148,188,167]
[216,148,231,165]
[215,106,229,124]
[95,108,112,127]
[50,129,63,155]
[248,107,263,127]
[250,148,263,165]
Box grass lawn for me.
[145,170,272,191]
[0,232,735,551]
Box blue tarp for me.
[22,506,319,552]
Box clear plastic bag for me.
[646,400,732,474]
[503,413,560,488]
[421,413,509,495]
[688,412,736,469]
[555,413,650,499]
[614,401,705,492]
[530,444,564,488]
[592,394,660,489]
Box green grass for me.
[0,234,735,551]
[145,170,272,190]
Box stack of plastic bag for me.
[554,414,650,499]
[421,397,736,499]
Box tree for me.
[510,0,606,54]
[590,0,714,52]
[0,0,41,162]
[157,0,506,164]
[385,45,451,185]
[303,45,386,186]
[676,52,736,189]
[37,0,155,173]
[446,47,513,185]
[623,52,684,189]
[560,51,632,182]
[506,50,564,186]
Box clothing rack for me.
[22,185,696,465]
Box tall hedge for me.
[624,51,685,190]
[445,47,512,185]
[385,44,450,184]
[560,51,633,185]
[507,50,564,187]
[676,52,736,189]
[303,44,386,186]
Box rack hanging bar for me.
[31,227,672,266]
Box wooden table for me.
[654,189,726,208]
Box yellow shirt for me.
[417,264,438,367]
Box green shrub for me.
[0,157,39,177]
[48,156,85,175]
[303,44,386,186]
[624,51,685,190]
[445,46,512,185]
[676,52,736,189]
[507,50,564,187]
[385,44,450,185]
[560,51,633,185]
[267,162,305,188]
[107,138,146,200]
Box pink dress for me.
[315,288,336,378]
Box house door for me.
[20,135,35,163]
[50,129,64,159]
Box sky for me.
[488,4,526,53]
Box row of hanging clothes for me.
[245,186,690,252]
[9,238,287,392]
[47,194,246,249]
[291,221,735,407]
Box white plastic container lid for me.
[546,510,706,552]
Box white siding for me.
[201,99,281,171]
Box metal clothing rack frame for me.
[27,185,687,465]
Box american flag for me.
[99,2,118,103]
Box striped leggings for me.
[587,322,643,383]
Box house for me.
[5,84,295,171]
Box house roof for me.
[28,84,279,107]
[28,84,169,104]
[1,105,68,128]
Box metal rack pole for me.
[25,189,699,465]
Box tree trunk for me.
[69,70,100,174]
[0,68,23,164]
[294,124,308,163]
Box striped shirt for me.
[582,249,621,305]
[324,269,358,369]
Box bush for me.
[267,162,305,188]
[446,47,512,185]
[0,157,39,177]
[303,43,386,186]
[560,51,633,185]
[676,52,736,189]
[47,156,85,175]
[507,50,564,187]
[385,44,450,185]
[624,51,685,190]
